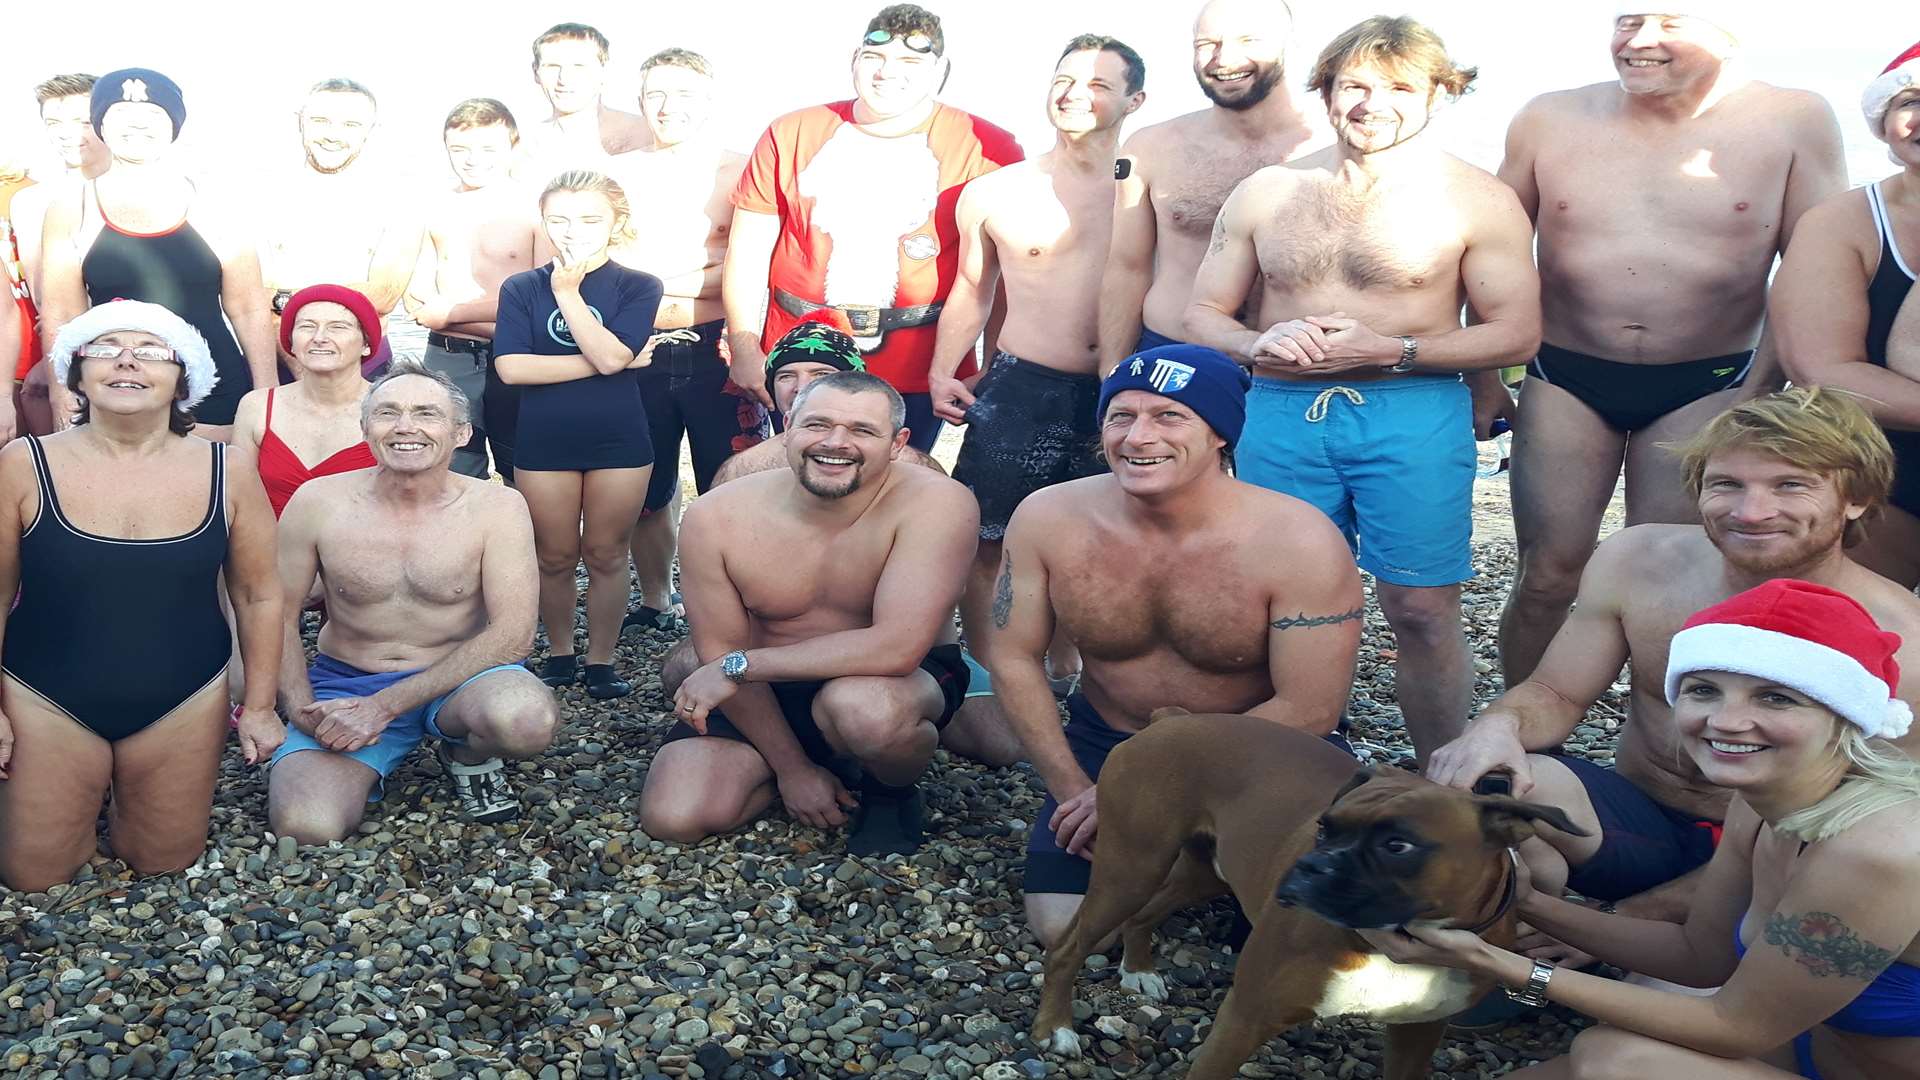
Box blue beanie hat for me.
[91,69,186,141]
[1096,344,1252,447]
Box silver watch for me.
[1504,959,1555,1007]
[720,650,750,683]
[1388,335,1418,373]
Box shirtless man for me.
[657,318,1020,768]
[407,98,542,480]
[608,49,768,632]
[1097,0,1317,369]
[639,370,978,856]
[266,362,559,844]
[8,75,107,438]
[985,344,1362,945]
[1497,10,1846,682]
[1184,16,1541,762]
[1430,388,1920,922]
[260,80,423,371]
[926,36,1144,674]
[521,23,650,178]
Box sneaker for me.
[539,654,580,687]
[437,745,520,824]
[846,785,925,857]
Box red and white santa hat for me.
[1864,41,1920,134]
[1666,579,1912,741]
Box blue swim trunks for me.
[1237,374,1475,587]
[270,654,529,800]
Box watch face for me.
[722,652,748,678]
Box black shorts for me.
[423,337,495,480]
[952,354,1106,540]
[1555,753,1721,902]
[482,347,522,483]
[1526,343,1752,432]
[637,320,770,512]
[1134,325,1183,353]
[1024,695,1355,896]
[663,643,969,763]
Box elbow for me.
[592,352,634,376]
[495,362,527,385]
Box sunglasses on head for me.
[864,28,937,54]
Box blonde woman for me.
[1372,579,1920,1080]
[494,172,662,698]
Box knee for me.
[486,697,560,759]
[1513,550,1589,606]
[1567,1026,1662,1080]
[1378,594,1461,642]
[581,539,630,574]
[944,699,1025,768]
[535,547,581,577]
[269,798,362,847]
[638,786,725,845]
[120,838,206,878]
[0,851,89,894]
[1025,897,1077,951]
[819,684,925,758]
[659,643,699,697]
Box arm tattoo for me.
[1271,606,1366,631]
[990,555,1015,629]
[1206,216,1228,257]
[1763,910,1897,980]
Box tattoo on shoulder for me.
[991,555,1015,629]
[1206,216,1228,256]
[1270,606,1366,632]
[1763,910,1897,980]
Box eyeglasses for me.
[76,343,178,365]
[863,28,937,54]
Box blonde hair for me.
[1670,386,1895,547]
[1306,16,1477,104]
[1775,726,1920,842]
[539,170,635,247]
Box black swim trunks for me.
[1526,343,1752,432]
[1553,753,1721,903]
[952,354,1106,540]
[663,643,969,763]
[1024,694,1355,896]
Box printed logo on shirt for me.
[901,233,939,261]
[547,306,604,348]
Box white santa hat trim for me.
[1666,623,1914,741]
[50,300,218,414]
[1614,7,1741,42]
[1864,42,1920,135]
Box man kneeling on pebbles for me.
[641,370,979,857]
[268,362,560,843]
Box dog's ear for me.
[1148,706,1192,724]
[1478,796,1591,845]
[1328,768,1373,807]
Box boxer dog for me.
[1030,710,1584,1079]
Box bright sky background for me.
[0,1,1908,190]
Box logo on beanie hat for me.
[123,80,150,103]
[1149,358,1196,393]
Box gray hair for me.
[362,358,471,427]
[790,370,906,433]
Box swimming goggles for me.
[863,28,938,54]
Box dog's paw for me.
[1042,1027,1083,1057]
[1118,968,1168,1002]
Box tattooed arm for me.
[1245,506,1365,735]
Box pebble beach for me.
[0,465,1636,1080]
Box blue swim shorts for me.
[1237,374,1475,587]
[270,654,530,800]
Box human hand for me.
[1426,714,1535,797]
[672,661,741,733]
[415,298,456,332]
[550,249,589,295]
[1050,784,1099,859]
[301,696,396,753]
[1358,923,1496,972]
[1297,315,1399,374]
[234,706,286,765]
[1473,380,1518,440]
[1249,318,1334,368]
[726,336,774,409]
[776,761,860,828]
[928,372,977,425]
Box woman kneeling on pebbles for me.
[0,300,281,892]
[1371,579,1920,1080]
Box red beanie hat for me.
[279,285,382,356]
[1665,579,1911,740]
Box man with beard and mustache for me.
[1095,0,1317,370]
[259,80,423,374]
[641,370,979,856]
[1496,10,1845,685]
[1185,16,1540,764]
[1429,388,1920,924]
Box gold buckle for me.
[840,305,882,338]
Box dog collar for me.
[1455,847,1521,935]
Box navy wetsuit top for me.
[494,262,664,472]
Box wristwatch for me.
[720,650,750,684]
[1504,959,1555,1007]
[1388,335,1419,373]
[271,289,294,315]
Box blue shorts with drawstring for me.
[1237,375,1475,587]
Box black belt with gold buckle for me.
[772,288,941,339]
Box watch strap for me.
[1503,959,1554,1007]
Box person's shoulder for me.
[1806,796,1920,876]
[1794,185,1875,245]
[501,264,548,294]
[887,457,972,504]
[464,473,530,514]
[1590,523,1705,583]
[1730,81,1836,124]
[763,102,847,138]
[939,104,1023,157]
[1007,474,1108,530]
[230,386,271,433]
[1128,107,1212,147]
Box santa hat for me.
[1665,579,1912,741]
[50,300,218,413]
[1614,7,1741,42]
[1864,41,1920,135]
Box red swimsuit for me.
[256,387,375,518]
